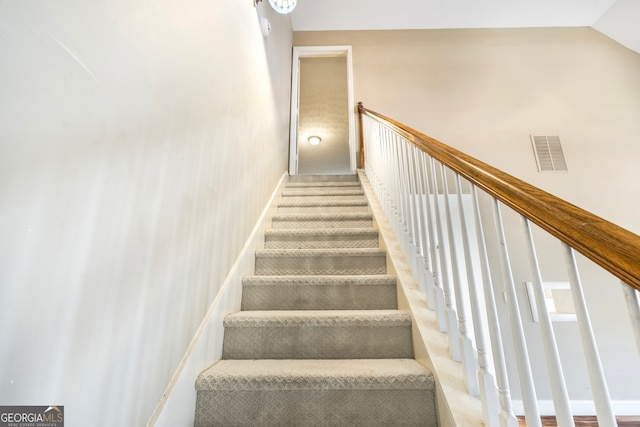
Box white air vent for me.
[531,135,568,172]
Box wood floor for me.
[517,416,640,426]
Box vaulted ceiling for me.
[290,0,615,31]
[290,0,640,54]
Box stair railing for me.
[357,102,640,427]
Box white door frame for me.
[289,46,356,175]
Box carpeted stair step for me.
[288,174,358,183]
[277,200,370,214]
[241,275,398,310]
[279,195,367,205]
[194,358,436,427]
[281,188,364,197]
[264,228,379,249]
[270,213,373,229]
[286,181,362,188]
[222,310,413,359]
[255,248,386,275]
[194,173,438,427]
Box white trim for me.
[289,45,356,175]
[146,172,288,426]
[511,400,640,416]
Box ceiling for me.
[290,0,617,32]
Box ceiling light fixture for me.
[308,136,321,146]
[254,0,297,14]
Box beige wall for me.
[0,1,292,425]
[294,28,640,403]
[294,28,640,234]
[298,57,351,174]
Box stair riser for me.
[277,206,370,214]
[255,254,387,275]
[264,235,379,249]
[282,189,364,196]
[271,219,373,229]
[241,284,397,310]
[222,325,413,359]
[288,175,359,183]
[195,389,436,427]
[286,182,362,188]
[281,195,366,204]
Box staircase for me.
[195,174,437,427]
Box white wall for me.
[151,173,287,426]
[0,1,292,425]
[593,0,640,54]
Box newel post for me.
[357,102,365,168]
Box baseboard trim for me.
[146,172,287,427]
[511,399,640,416]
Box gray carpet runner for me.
[195,174,437,427]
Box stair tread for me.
[286,182,362,188]
[224,310,411,327]
[288,175,358,183]
[241,275,398,311]
[196,359,433,391]
[265,228,378,237]
[256,248,385,257]
[278,199,368,207]
[273,213,372,220]
[282,189,364,195]
[243,275,396,286]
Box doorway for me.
[289,46,356,175]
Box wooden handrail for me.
[358,102,640,292]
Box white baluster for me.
[392,135,405,244]
[397,136,410,255]
[368,120,379,191]
[402,141,418,278]
[412,146,434,300]
[471,187,517,427]
[363,118,373,187]
[407,144,428,295]
[522,218,574,427]
[622,282,640,358]
[422,154,442,314]
[492,200,541,427]
[429,157,450,334]
[366,121,376,198]
[399,138,418,276]
[384,129,397,236]
[452,174,479,394]
[562,244,617,427]
[439,163,462,361]
[391,134,404,248]
[381,127,393,222]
